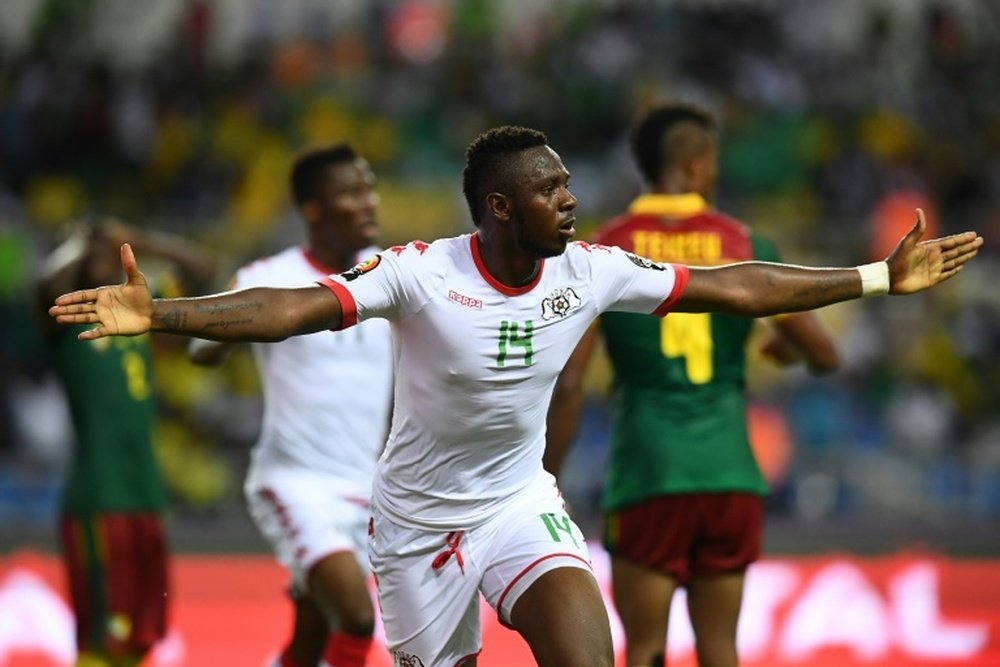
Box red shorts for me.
[59,513,169,657]
[602,493,763,586]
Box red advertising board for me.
[2,547,997,666]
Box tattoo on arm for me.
[156,300,263,333]
[158,308,183,331]
[202,317,255,331]
[193,301,263,331]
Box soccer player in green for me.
[546,102,840,667]
[37,219,214,667]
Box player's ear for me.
[301,200,321,225]
[486,192,512,221]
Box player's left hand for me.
[886,208,983,295]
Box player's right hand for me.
[48,243,154,340]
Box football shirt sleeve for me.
[316,242,436,330]
[588,243,690,317]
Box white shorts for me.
[244,465,370,591]
[368,474,593,667]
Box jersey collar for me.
[628,193,709,217]
[470,233,544,296]
[301,247,346,276]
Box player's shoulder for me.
[591,212,637,245]
[381,236,455,267]
[565,239,620,259]
[557,239,624,276]
[597,208,752,238]
[376,235,463,281]
[236,245,305,282]
[696,209,753,237]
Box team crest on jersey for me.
[625,252,666,271]
[341,255,381,281]
[541,287,582,320]
[392,651,426,667]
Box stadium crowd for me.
[1,0,998,548]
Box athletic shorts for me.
[59,512,168,657]
[245,465,370,591]
[369,475,593,667]
[602,492,763,586]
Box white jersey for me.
[237,245,394,495]
[319,234,688,529]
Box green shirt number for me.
[497,319,534,367]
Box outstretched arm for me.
[49,243,343,341]
[676,210,981,316]
[188,275,239,365]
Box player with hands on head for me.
[50,126,981,667]
[546,101,838,667]
[38,217,215,667]
[188,143,393,667]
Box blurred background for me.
[0,0,998,663]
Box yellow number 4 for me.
[660,313,713,384]
[121,349,150,401]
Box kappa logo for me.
[448,289,483,309]
[626,252,666,271]
[541,287,582,320]
[341,255,381,281]
[392,651,426,667]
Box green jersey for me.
[593,194,780,511]
[49,325,167,514]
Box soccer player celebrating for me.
[188,144,393,667]
[49,126,981,667]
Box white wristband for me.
[857,261,890,296]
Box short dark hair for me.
[462,126,548,226]
[290,143,358,206]
[631,102,716,185]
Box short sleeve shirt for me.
[237,245,394,495]
[319,233,689,529]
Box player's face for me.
[311,158,379,254]
[509,146,578,259]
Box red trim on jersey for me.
[495,552,592,627]
[316,277,358,329]
[470,233,545,296]
[301,247,341,275]
[652,264,691,317]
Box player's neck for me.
[303,245,356,274]
[474,230,541,288]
